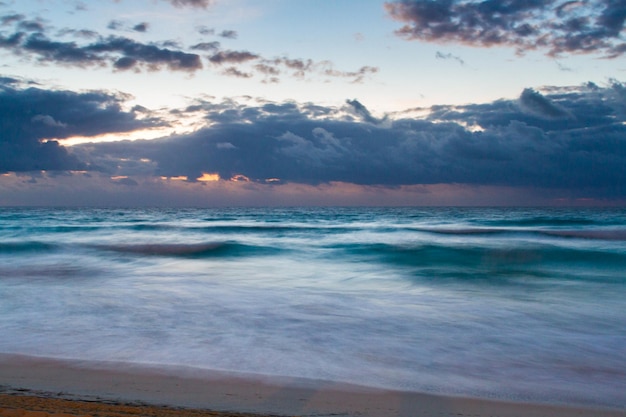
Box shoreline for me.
[1,354,624,417]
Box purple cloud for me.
[385,0,626,57]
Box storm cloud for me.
[0,78,164,172]
[74,82,626,199]
[385,0,626,57]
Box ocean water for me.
[0,207,625,407]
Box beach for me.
[1,354,625,417]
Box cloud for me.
[0,12,201,72]
[107,20,123,31]
[0,31,203,72]
[3,170,557,207]
[218,30,237,39]
[322,64,379,83]
[435,51,464,65]
[91,36,203,71]
[71,82,626,199]
[166,0,214,8]
[1,14,24,26]
[133,22,149,33]
[32,114,68,128]
[0,79,164,172]
[2,78,625,203]
[18,18,45,32]
[57,28,99,39]
[208,50,259,64]
[385,0,626,57]
[345,98,385,124]
[196,25,215,36]
[222,66,253,78]
[190,41,220,51]
[518,88,572,119]
[255,57,378,83]
[107,20,149,33]
[0,14,373,82]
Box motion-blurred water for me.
[1,207,625,407]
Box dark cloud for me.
[518,88,572,119]
[57,28,99,39]
[23,33,98,64]
[1,31,203,72]
[208,50,259,64]
[1,13,25,26]
[190,41,220,51]
[0,32,23,47]
[0,75,19,84]
[0,13,376,82]
[425,84,615,131]
[107,20,123,31]
[133,22,149,33]
[346,99,385,124]
[107,19,149,33]
[76,82,626,199]
[113,56,138,70]
[0,79,164,172]
[385,0,626,57]
[18,19,45,32]
[218,30,237,39]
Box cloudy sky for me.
[1,0,625,206]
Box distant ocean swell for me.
[3,235,626,266]
[0,241,278,258]
[338,241,626,265]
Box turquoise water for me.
[0,207,625,407]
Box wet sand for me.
[1,354,624,417]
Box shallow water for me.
[1,207,625,407]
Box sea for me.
[0,207,625,408]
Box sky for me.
[0,0,625,206]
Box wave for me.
[335,242,626,279]
[93,242,279,258]
[541,229,626,241]
[0,241,57,254]
[412,226,626,241]
[413,227,514,236]
[128,224,180,231]
[487,217,601,227]
[120,223,626,242]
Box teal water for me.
[0,207,625,407]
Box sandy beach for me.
[1,354,624,417]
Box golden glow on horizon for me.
[197,172,220,182]
[231,174,250,182]
[56,129,170,146]
[54,110,208,147]
[160,176,189,181]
